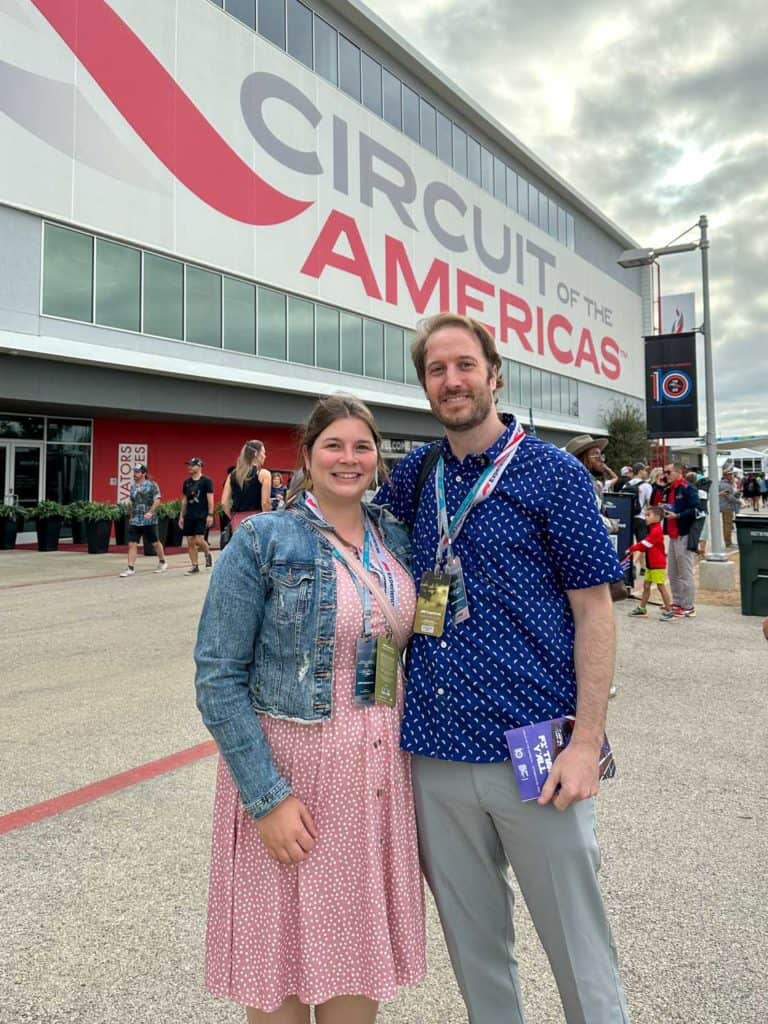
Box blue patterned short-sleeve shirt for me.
[374,417,623,763]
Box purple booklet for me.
[504,716,616,802]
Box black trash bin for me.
[735,514,768,616]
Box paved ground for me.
[1,547,766,1024]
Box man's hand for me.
[257,795,317,865]
[538,738,601,811]
[178,516,184,527]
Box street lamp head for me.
[617,248,655,268]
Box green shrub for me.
[29,500,69,520]
[79,502,123,522]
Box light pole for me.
[618,215,733,586]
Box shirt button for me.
[455,475,462,482]
[376,788,383,797]
[440,640,447,649]
[437,687,445,696]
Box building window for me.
[481,147,493,193]
[402,84,420,143]
[341,312,363,374]
[382,68,402,130]
[257,286,286,359]
[404,331,419,385]
[186,266,222,347]
[45,444,90,504]
[286,0,313,69]
[517,176,529,219]
[361,53,382,116]
[566,213,575,251]
[94,238,140,332]
[228,0,257,31]
[420,99,437,155]
[364,319,384,378]
[43,224,93,322]
[467,136,481,185]
[143,253,183,340]
[520,364,532,407]
[257,0,284,46]
[313,15,337,84]
[338,36,361,102]
[507,361,521,405]
[436,111,452,165]
[223,276,256,354]
[493,157,506,203]
[287,295,314,365]
[0,415,45,440]
[452,124,467,177]
[538,192,548,232]
[558,207,567,245]
[506,167,517,212]
[384,325,404,382]
[315,303,340,370]
[548,197,558,239]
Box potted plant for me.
[29,500,69,552]
[67,500,90,544]
[113,501,132,545]
[159,499,184,548]
[81,502,122,554]
[0,504,18,550]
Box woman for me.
[270,470,287,510]
[220,439,271,531]
[648,466,667,506]
[195,396,426,1024]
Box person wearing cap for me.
[180,457,214,575]
[119,465,167,577]
[563,434,617,500]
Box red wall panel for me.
[92,417,301,502]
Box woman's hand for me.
[257,796,317,865]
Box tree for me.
[600,400,649,472]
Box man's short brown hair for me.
[410,312,504,395]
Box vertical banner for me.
[117,443,147,502]
[660,293,696,334]
[645,332,698,438]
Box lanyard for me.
[302,497,398,636]
[434,423,526,568]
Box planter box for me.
[0,519,18,550]
[85,519,112,554]
[36,516,63,552]
[164,520,183,547]
[70,520,86,544]
[114,516,128,545]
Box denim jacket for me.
[194,494,411,819]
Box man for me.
[661,462,699,617]
[376,313,629,1024]
[119,464,167,577]
[719,468,741,547]
[179,457,214,575]
[623,465,653,542]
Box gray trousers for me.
[667,535,696,608]
[413,756,629,1024]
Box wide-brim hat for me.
[564,434,608,458]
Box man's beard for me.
[430,388,495,432]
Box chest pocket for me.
[270,565,315,625]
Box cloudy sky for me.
[369,0,768,439]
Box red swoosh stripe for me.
[30,0,311,226]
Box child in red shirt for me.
[625,506,674,620]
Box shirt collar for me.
[440,413,519,466]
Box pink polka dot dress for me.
[204,557,426,1011]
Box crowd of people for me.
[117,448,290,578]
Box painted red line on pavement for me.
[0,741,217,836]
[0,565,193,590]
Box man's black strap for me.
[412,442,441,511]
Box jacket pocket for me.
[270,565,315,626]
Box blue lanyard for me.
[434,423,526,568]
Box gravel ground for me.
[1,550,766,1023]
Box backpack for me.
[620,480,642,518]
[412,442,441,512]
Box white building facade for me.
[0,0,650,517]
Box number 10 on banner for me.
[650,368,693,404]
